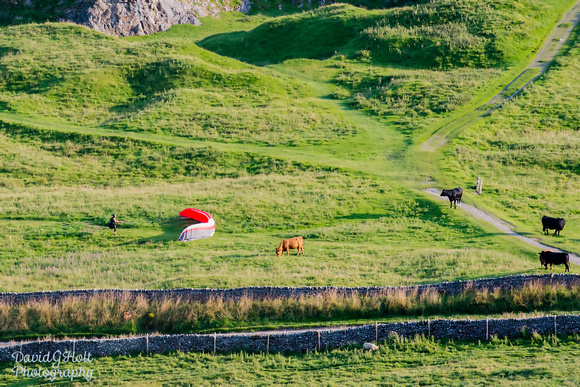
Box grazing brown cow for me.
[539,250,570,272]
[276,236,304,257]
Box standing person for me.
[107,213,123,236]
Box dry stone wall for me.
[1,274,579,305]
[1,314,580,361]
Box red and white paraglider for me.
[178,208,215,242]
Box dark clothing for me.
[108,217,117,231]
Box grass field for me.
[1,0,575,293]
[1,0,580,383]
[1,335,579,385]
[443,26,580,254]
[0,0,574,294]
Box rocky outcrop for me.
[63,0,200,37]
[5,0,256,37]
[59,0,247,37]
[237,0,252,13]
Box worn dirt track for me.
[425,188,580,266]
[421,0,580,152]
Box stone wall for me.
[1,274,578,305]
[1,314,579,361]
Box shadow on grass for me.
[488,368,550,379]
[120,217,200,245]
[337,213,385,221]
[411,269,541,285]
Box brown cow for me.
[539,250,570,272]
[276,236,304,257]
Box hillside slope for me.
[0,23,356,145]
[0,0,576,293]
[444,27,580,253]
[199,1,573,69]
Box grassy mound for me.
[199,5,385,65]
[199,1,574,69]
[0,23,356,145]
[334,65,503,134]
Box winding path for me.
[420,1,580,267]
[421,0,580,152]
[424,188,580,266]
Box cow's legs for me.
[565,263,570,272]
[554,230,558,236]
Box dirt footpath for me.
[421,0,580,152]
[425,188,580,267]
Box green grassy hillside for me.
[199,1,572,68]
[0,0,576,293]
[1,0,580,383]
[0,23,356,145]
[443,26,580,253]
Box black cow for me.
[539,250,570,272]
[440,187,463,209]
[541,216,566,236]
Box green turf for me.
[442,25,580,254]
[1,335,579,385]
[0,0,576,294]
[198,1,574,68]
[0,3,578,377]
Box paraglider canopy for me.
[180,208,212,223]
[178,208,215,242]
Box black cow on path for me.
[539,250,570,272]
[541,216,566,236]
[440,187,463,209]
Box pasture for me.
[0,0,580,384]
[443,27,580,254]
[1,335,580,385]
